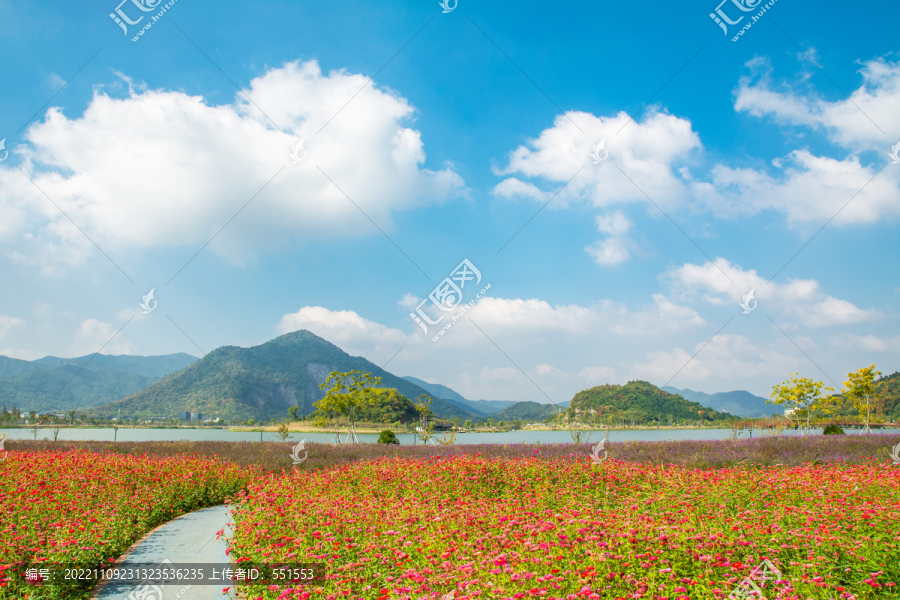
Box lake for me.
[4,426,899,444]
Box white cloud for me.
[629,334,796,390]
[585,210,637,266]
[0,348,44,361]
[492,109,701,211]
[666,258,879,328]
[0,315,25,338]
[579,365,616,383]
[829,333,900,353]
[276,306,408,358]
[493,55,900,231]
[0,60,465,267]
[734,56,900,148]
[72,318,135,356]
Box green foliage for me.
[275,421,290,442]
[287,406,299,420]
[570,381,735,425]
[823,424,845,435]
[314,370,383,428]
[844,364,882,432]
[356,389,418,424]
[377,430,400,444]
[769,373,835,435]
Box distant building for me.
[177,411,203,421]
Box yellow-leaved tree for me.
[767,373,835,435]
[843,364,882,435]
[314,370,382,444]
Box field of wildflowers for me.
[230,454,900,600]
[0,449,256,599]
[14,433,900,472]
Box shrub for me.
[823,424,845,435]
[377,430,399,444]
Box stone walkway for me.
[92,505,234,600]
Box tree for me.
[412,395,434,444]
[314,370,383,444]
[287,406,299,421]
[377,430,400,444]
[463,420,472,430]
[843,364,882,435]
[275,421,291,442]
[768,373,835,435]
[30,425,40,440]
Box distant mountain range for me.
[0,353,197,413]
[662,386,776,418]
[87,331,479,422]
[401,376,568,416]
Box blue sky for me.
[0,0,898,402]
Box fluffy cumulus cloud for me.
[0,60,465,266]
[492,109,701,211]
[585,210,637,266]
[734,56,900,148]
[665,258,880,328]
[494,54,900,244]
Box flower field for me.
[231,455,900,600]
[0,449,256,599]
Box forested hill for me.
[569,380,737,424]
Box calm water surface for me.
[4,427,898,444]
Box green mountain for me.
[570,380,737,424]
[88,330,479,422]
[0,353,198,413]
[493,401,561,421]
[662,386,776,418]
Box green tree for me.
[377,430,400,444]
[314,370,383,444]
[768,373,835,435]
[843,364,882,435]
[275,421,291,442]
[413,395,434,444]
[463,420,472,429]
[287,406,299,421]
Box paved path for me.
[92,505,234,600]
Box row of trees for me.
[311,370,436,444]
[768,364,883,434]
